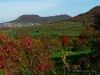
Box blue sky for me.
[0,0,100,23]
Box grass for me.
[50,48,91,58]
[0,20,84,38]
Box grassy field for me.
[0,21,84,38]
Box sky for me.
[0,0,100,23]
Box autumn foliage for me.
[0,32,53,75]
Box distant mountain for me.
[71,6,100,23]
[10,14,71,24]
[78,6,100,16]
[0,6,100,28]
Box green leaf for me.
[0,70,2,75]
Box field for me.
[0,20,100,75]
[0,21,83,37]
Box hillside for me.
[70,6,100,24]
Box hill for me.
[11,14,71,24]
[70,6,100,24]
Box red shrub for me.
[61,35,70,47]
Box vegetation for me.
[0,19,100,75]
